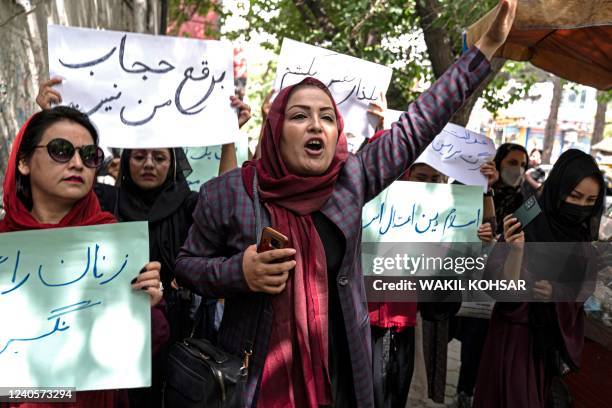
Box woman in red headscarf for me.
[1,106,169,408]
[175,2,517,406]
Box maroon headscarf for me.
[242,77,348,407]
[0,114,116,232]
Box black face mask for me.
[558,201,594,225]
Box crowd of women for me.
[0,0,606,407]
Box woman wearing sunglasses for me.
[0,106,169,408]
[36,78,251,408]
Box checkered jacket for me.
[175,46,491,407]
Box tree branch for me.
[300,0,336,39]
[351,0,385,38]
[451,58,505,126]
[291,0,319,32]
[0,0,51,30]
[415,0,455,79]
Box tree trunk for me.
[133,0,147,33]
[451,58,505,126]
[415,0,455,79]
[591,90,608,154]
[160,0,169,35]
[542,76,564,164]
[416,0,504,127]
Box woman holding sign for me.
[175,1,517,406]
[0,106,168,408]
[36,81,252,408]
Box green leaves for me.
[169,0,537,119]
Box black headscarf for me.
[493,143,529,232]
[118,148,193,222]
[96,148,197,287]
[521,149,605,372]
[526,149,605,243]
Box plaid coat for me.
[175,46,491,407]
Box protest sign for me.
[384,109,403,129]
[48,24,238,148]
[415,123,496,191]
[185,130,250,191]
[361,182,483,286]
[0,222,150,390]
[362,182,483,243]
[273,38,393,140]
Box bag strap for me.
[242,170,266,370]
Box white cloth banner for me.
[415,123,496,191]
[48,24,238,148]
[273,38,393,140]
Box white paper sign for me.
[384,109,403,129]
[415,123,496,191]
[48,24,238,148]
[273,38,393,140]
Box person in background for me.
[474,149,605,407]
[36,79,252,408]
[523,148,546,198]
[448,143,525,407]
[493,143,529,235]
[0,106,168,408]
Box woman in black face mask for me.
[492,143,529,234]
[474,149,605,407]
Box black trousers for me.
[372,326,416,408]
[449,317,489,396]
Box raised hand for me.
[503,214,524,243]
[36,77,63,109]
[480,161,499,187]
[230,95,252,128]
[261,89,275,119]
[475,0,518,61]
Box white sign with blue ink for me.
[48,24,238,148]
[273,38,393,140]
[0,222,150,390]
[415,123,496,192]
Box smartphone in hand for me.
[513,195,542,230]
[257,227,289,253]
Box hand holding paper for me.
[475,0,518,60]
[37,77,64,109]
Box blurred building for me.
[469,81,601,161]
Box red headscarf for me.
[242,77,348,407]
[0,113,116,232]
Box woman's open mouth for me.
[304,138,324,156]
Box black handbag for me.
[163,332,249,407]
[163,171,265,408]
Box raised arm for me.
[358,0,516,202]
[218,96,252,175]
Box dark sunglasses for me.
[35,138,105,169]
